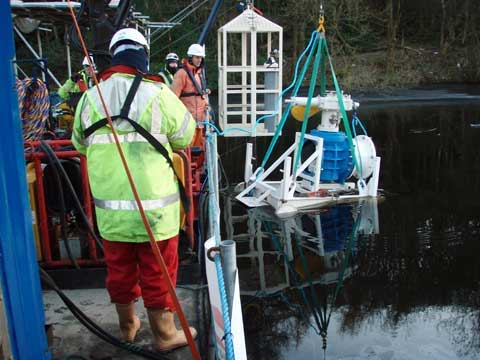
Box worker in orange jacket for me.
[171,44,210,148]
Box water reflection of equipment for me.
[226,199,379,295]
[225,197,379,355]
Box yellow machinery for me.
[53,101,75,132]
[173,152,186,228]
[26,162,42,261]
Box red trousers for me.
[103,236,179,310]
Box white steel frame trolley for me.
[236,91,381,217]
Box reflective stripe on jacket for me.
[158,67,173,86]
[170,60,207,121]
[72,72,196,242]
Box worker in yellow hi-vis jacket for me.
[72,28,197,352]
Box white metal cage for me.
[218,7,283,137]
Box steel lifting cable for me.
[150,0,210,46]
[168,0,204,23]
[16,77,49,142]
[65,2,201,359]
[152,4,239,58]
[150,0,204,38]
[152,23,205,58]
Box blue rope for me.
[205,133,235,360]
[351,113,368,136]
[197,121,252,136]
[351,113,368,178]
[201,174,209,191]
[214,254,235,360]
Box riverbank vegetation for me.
[142,0,480,91]
[13,0,480,91]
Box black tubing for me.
[40,268,170,360]
[40,141,104,253]
[40,142,80,269]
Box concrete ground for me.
[43,288,210,360]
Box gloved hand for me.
[70,72,81,82]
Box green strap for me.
[320,42,327,97]
[323,38,359,173]
[294,230,329,331]
[260,33,320,171]
[292,35,324,175]
[326,208,362,327]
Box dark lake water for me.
[218,94,480,360]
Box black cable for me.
[40,143,80,269]
[218,139,248,159]
[65,0,86,52]
[217,156,230,192]
[197,191,206,265]
[40,268,170,360]
[196,181,210,274]
[113,0,133,30]
[152,4,239,58]
[40,141,104,253]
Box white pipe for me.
[220,240,237,318]
[282,156,292,200]
[13,26,62,87]
[11,1,119,9]
[288,95,357,111]
[244,143,253,184]
[11,2,82,9]
[237,142,297,200]
[36,30,45,82]
[65,26,72,78]
[13,55,18,77]
[15,65,28,78]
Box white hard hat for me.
[165,53,179,62]
[187,44,205,58]
[82,55,95,68]
[109,28,149,54]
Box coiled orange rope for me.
[16,78,49,141]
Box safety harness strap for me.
[83,115,118,138]
[180,91,200,98]
[120,72,143,119]
[122,117,190,214]
[82,71,190,214]
[83,72,143,138]
[180,67,205,98]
